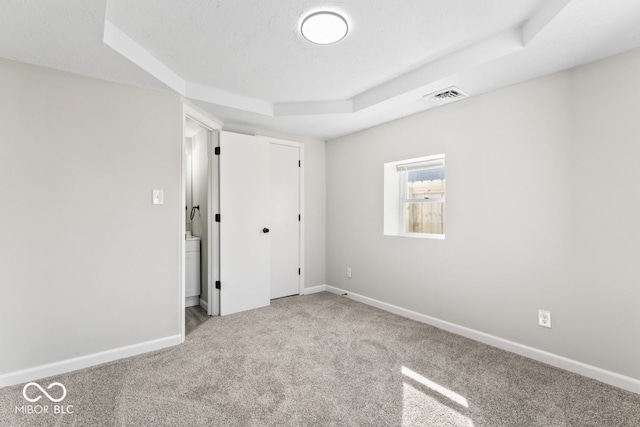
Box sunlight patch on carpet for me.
[402,366,469,408]
[402,366,474,426]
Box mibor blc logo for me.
[22,382,67,403]
[15,382,74,415]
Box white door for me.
[270,143,300,299]
[219,131,270,315]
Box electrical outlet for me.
[346,267,352,278]
[538,310,551,328]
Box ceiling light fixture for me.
[301,11,349,45]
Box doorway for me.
[179,109,304,338]
[181,102,221,343]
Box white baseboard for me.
[185,296,199,307]
[301,284,327,295]
[199,298,209,311]
[0,335,181,389]
[325,285,640,395]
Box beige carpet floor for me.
[1,292,639,426]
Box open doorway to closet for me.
[181,103,221,342]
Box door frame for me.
[258,135,305,295]
[180,101,221,343]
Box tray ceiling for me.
[1,0,640,139]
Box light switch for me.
[152,190,164,205]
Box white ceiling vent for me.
[424,87,468,106]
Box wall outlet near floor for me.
[346,267,352,278]
[538,310,551,328]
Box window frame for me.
[386,153,445,240]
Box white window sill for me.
[385,232,445,240]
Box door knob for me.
[263,228,270,233]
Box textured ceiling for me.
[1,0,640,140]
[106,0,542,102]
[0,0,166,92]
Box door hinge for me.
[214,147,220,155]
[298,160,301,167]
[298,268,301,276]
[298,214,301,221]
[215,280,221,289]
[215,214,220,222]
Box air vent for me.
[424,87,468,106]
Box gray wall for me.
[326,48,640,379]
[0,59,182,374]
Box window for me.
[384,154,445,239]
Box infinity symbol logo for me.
[22,382,67,403]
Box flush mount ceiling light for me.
[301,11,349,45]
